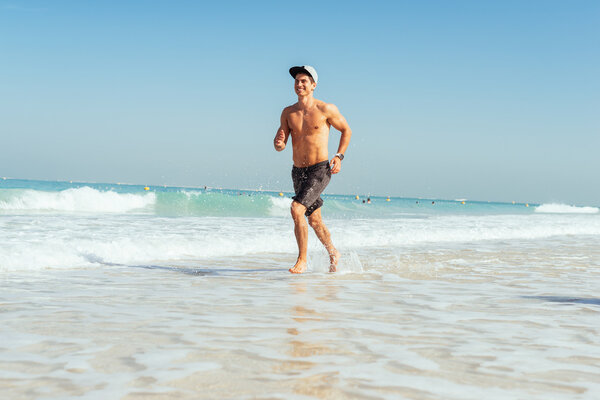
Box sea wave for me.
[0,217,295,271]
[2,213,600,271]
[268,195,292,216]
[154,190,281,217]
[0,187,155,213]
[0,186,410,218]
[535,203,599,214]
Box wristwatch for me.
[334,153,344,161]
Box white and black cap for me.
[289,65,318,84]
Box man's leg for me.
[307,208,341,272]
[290,200,308,274]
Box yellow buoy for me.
[279,192,283,196]
[386,197,391,202]
[355,195,359,200]
[461,201,466,205]
[526,203,529,207]
[144,187,150,191]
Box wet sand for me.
[1,239,600,399]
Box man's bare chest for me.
[288,109,329,135]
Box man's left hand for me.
[330,157,341,174]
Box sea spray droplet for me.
[307,250,363,274]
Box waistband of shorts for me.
[292,160,330,171]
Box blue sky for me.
[1,0,598,204]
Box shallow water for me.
[2,237,599,399]
[1,180,600,399]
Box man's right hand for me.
[274,129,286,151]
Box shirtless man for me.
[273,65,352,274]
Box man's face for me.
[294,73,316,96]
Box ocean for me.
[1,178,599,399]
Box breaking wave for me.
[0,187,155,213]
[535,203,599,214]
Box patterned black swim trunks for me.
[291,160,331,216]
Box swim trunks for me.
[291,160,331,216]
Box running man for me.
[273,65,352,273]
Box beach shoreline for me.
[2,237,600,399]
[1,180,599,398]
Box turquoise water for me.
[0,178,540,218]
[2,177,598,273]
[2,178,600,399]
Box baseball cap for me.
[289,65,318,84]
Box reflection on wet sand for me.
[286,280,349,398]
[1,239,599,399]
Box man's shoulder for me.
[282,103,298,114]
[316,100,339,115]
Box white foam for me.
[180,190,203,199]
[268,195,292,216]
[0,216,297,271]
[535,203,599,214]
[308,250,364,274]
[0,187,155,213]
[2,211,600,272]
[333,213,600,248]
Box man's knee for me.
[290,201,306,221]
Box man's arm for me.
[325,103,352,174]
[274,109,290,152]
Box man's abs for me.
[290,131,329,167]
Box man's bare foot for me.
[329,250,341,272]
[289,259,307,274]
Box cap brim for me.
[289,66,314,81]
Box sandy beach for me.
[2,235,599,399]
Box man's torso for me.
[285,100,331,167]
